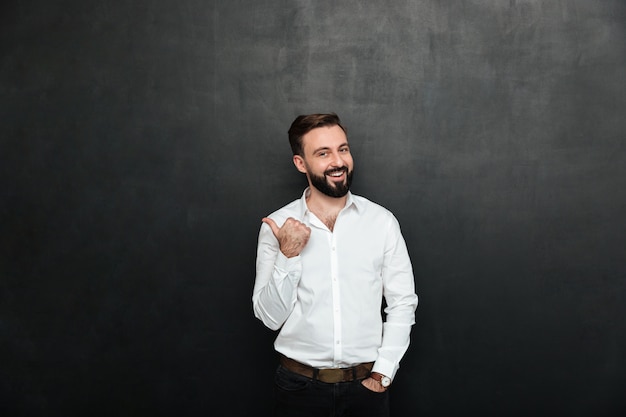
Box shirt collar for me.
[298,187,361,219]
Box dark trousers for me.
[273,365,390,417]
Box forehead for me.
[301,125,348,153]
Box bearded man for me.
[253,113,418,417]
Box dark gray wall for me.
[2,1,625,416]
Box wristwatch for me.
[370,372,391,388]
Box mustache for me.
[324,167,348,176]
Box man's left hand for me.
[361,377,387,393]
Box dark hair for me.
[287,113,346,156]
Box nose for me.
[330,151,345,167]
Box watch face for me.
[381,376,391,387]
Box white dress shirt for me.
[253,189,418,380]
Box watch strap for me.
[370,372,391,388]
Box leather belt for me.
[279,355,374,384]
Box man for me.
[253,113,418,417]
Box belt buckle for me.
[320,369,344,383]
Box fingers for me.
[361,378,387,393]
[283,217,309,233]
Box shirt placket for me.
[329,232,342,365]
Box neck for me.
[306,186,348,213]
[306,188,346,232]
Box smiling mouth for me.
[326,168,347,181]
[326,169,348,187]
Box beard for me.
[308,166,353,198]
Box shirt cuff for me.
[274,250,301,274]
[371,356,397,381]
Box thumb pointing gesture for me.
[261,217,281,238]
[262,217,311,258]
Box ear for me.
[293,155,307,174]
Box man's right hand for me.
[262,217,311,258]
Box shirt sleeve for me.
[252,221,303,331]
[372,215,419,380]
